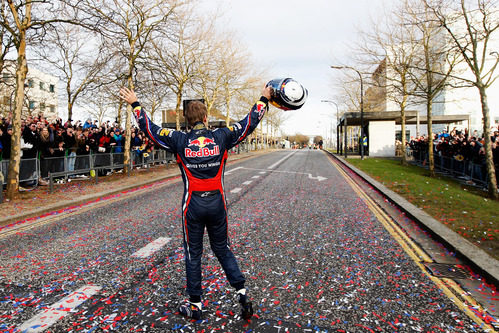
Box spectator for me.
[54,127,65,146]
[113,129,123,153]
[52,140,65,175]
[22,122,39,159]
[1,126,12,160]
[108,129,117,152]
[0,128,3,157]
[95,129,111,176]
[408,126,499,186]
[83,118,93,130]
[131,131,142,150]
[75,128,90,172]
[63,127,77,172]
[63,118,73,129]
[38,127,53,185]
[131,131,142,167]
[112,128,124,167]
[0,112,175,186]
[138,136,154,167]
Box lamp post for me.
[330,65,365,159]
[321,100,339,151]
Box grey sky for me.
[205,0,392,138]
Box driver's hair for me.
[185,101,207,126]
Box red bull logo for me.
[185,136,220,157]
[188,136,215,148]
[254,101,266,119]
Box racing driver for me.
[119,85,272,321]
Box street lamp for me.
[330,65,365,159]
[321,100,339,151]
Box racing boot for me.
[178,301,202,320]
[237,289,253,320]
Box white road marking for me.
[259,171,266,174]
[131,237,171,258]
[252,176,260,179]
[19,285,101,332]
[225,166,243,175]
[308,174,327,182]
[242,181,252,185]
[267,152,295,169]
[230,187,242,193]
[237,167,328,182]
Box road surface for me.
[0,150,495,332]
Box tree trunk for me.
[259,121,264,149]
[266,119,269,147]
[175,92,181,131]
[66,80,73,121]
[6,35,28,199]
[225,94,231,127]
[67,102,73,122]
[207,99,214,124]
[123,74,133,175]
[117,100,124,125]
[401,93,408,166]
[427,98,435,177]
[478,85,498,199]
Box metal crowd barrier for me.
[408,149,490,187]
[0,141,252,198]
[1,151,175,191]
[46,150,175,192]
[0,158,40,187]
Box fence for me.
[0,142,253,189]
[1,158,40,186]
[0,150,175,188]
[408,149,490,187]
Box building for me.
[378,16,499,137]
[0,61,58,120]
[340,17,499,157]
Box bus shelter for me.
[337,111,470,158]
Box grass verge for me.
[345,157,498,260]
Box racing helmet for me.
[266,78,308,111]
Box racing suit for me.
[132,97,268,297]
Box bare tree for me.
[0,2,15,118]
[270,108,288,143]
[0,0,81,199]
[313,136,324,145]
[288,134,309,147]
[84,86,115,125]
[332,66,368,116]
[359,2,421,165]
[265,107,288,147]
[142,91,170,125]
[405,0,461,177]
[145,9,207,130]
[34,24,108,121]
[0,61,18,118]
[425,0,498,198]
[191,32,229,121]
[137,69,171,123]
[218,38,254,126]
[77,0,182,173]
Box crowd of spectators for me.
[408,125,499,182]
[0,113,156,185]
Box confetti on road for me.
[131,237,172,259]
[19,285,101,332]
[0,150,495,332]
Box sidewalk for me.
[0,150,264,229]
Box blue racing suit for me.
[132,96,268,296]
